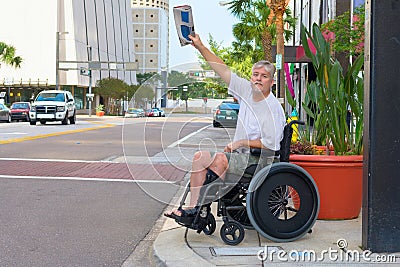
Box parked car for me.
[10,102,31,122]
[146,108,165,117]
[0,103,11,123]
[29,90,76,125]
[213,101,240,128]
[153,108,165,117]
[137,108,145,117]
[125,108,145,118]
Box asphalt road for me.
[0,178,175,267]
[0,115,211,267]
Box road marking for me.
[0,157,114,163]
[1,132,27,135]
[168,124,211,148]
[0,124,115,145]
[0,174,177,184]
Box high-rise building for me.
[131,0,169,73]
[0,0,136,110]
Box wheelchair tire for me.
[203,213,216,235]
[220,221,245,246]
[246,162,320,242]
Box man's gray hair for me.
[252,60,275,79]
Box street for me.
[0,114,212,266]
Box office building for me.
[131,0,169,73]
[0,0,136,110]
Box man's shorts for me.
[210,151,276,177]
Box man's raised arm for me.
[189,34,231,85]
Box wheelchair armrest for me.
[250,148,279,157]
[250,148,261,156]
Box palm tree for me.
[225,0,295,100]
[231,0,272,61]
[0,42,22,67]
[266,0,290,102]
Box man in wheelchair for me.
[164,33,286,227]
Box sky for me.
[168,0,239,70]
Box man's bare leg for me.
[165,151,228,216]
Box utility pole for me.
[55,32,60,90]
[87,46,93,117]
[55,31,68,90]
[183,86,188,112]
[161,68,167,108]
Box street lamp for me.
[55,31,69,90]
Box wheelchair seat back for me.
[279,120,304,162]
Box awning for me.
[272,45,312,63]
[295,38,316,62]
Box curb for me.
[152,175,215,267]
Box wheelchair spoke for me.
[287,206,298,212]
[268,185,300,220]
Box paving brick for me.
[0,160,187,181]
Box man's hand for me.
[224,140,245,152]
[224,139,264,152]
[188,34,203,49]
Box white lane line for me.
[167,125,211,148]
[0,158,112,163]
[0,175,177,184]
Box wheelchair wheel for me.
[203,213,216,235]
[246,162,319,242]
[220,221,245,245]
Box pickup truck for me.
[29,90,76,125]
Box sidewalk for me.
[149,126,399,266]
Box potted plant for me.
[289,23,364,219]
[96,104,105,117]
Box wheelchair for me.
[170,120,320,245]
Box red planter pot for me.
[96,111,105,117]
[289,154,363,220]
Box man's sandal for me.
[164,207,199,225]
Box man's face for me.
[250,66,274,93]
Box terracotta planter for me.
[289,154,363,220]
[96,111,105,117]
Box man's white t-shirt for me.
[228,72,286,152]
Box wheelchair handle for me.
[287,120,305,127]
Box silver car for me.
[0,103,11,123]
